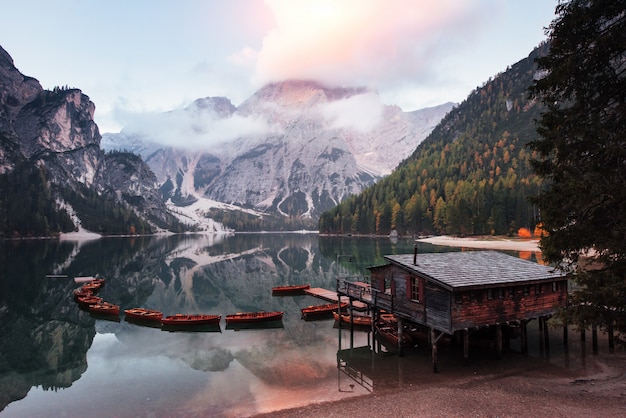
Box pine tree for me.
[529,0,626,337]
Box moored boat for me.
[80,279,104,293]
[225,311,283,324]
[301,302,348,320]
[375,324,413,349]
[333,311,372,327]
[89,301,120,316]
[124,308,163,322]
[160,314,221,326]
[271,284,310,295]
[73,288,93,299]
[76,295,103,307]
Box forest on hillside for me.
[319,43,550,237]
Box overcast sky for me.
[0,0,556,134]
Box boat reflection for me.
[225,320,285,331]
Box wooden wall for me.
[450,281,568,330]
[368,263,568,334]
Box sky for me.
[0,0,557,134]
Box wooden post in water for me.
[397,317,404,357]
[521,320,528,354]
[431,328,439,373]
[592,324,598,354]
[495,324,503,359]
[608,321,615,353]
[463,329,470,366]
[543,316,550,355]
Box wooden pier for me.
[304,287,369,311]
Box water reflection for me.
[0,234,546,416]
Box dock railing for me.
[337,278,372,303]
[337,278,396,312]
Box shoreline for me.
[254,348,626,418]
[417,235,541,252]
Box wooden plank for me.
[304,287,368,311]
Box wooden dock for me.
[304,287,369,311]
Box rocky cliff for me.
[0,45,180,236]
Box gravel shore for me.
[254,349,626,417]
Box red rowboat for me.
[89,301,120,316]
[81,280,104,293]
[333,311,372,327]
[160,314,221,326]
[73,288,93,299]
[225,311,283,325]
[76,295,103,307]
[301,302,348,319]
[124,308,163,322]
[271,284,310,295]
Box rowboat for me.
[333,311,372,327]
[271,284,310,295]
[80,279,104,293]
[301,302,348,319]
[76,295,103,307]
[124,308,163,322]
[74,276,98,283]
[160,314,221,326]
[89,301,120,316]
[375,324,413,349]
[225,311,284,325]
[73,288,93,299]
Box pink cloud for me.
[251,0,488,90]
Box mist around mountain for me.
[103,81,454,230]
[320,43,550,237]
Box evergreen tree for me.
[529,0,626,337]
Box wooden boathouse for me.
[337,250,569,372]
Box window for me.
[498,288,505,299]
[508,287,514,298]
[411,277,420,302]
[552,281,558,292]
[455,292,463,304]
[487,288,494,300]
[523,286,530,296]
[535,284,542,294]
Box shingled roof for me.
[384,251,565,291]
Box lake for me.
[0,233,592,417]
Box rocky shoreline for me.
[254,348,626,417]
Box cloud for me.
[120,107,280,150]
[250,0,489,91]
[320,92,383,132]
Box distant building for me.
[338,250,569,371]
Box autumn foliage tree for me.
[529,0,626,339]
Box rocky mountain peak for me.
[238,79,369,114]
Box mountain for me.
[103,80,453,229]
[319,43,550,236]
[0,45,182,237]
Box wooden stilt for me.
[397,318,404,357]
[538,317,545,356]
[592,324,598,354]
[521,320,528,354]
[608,321,615,353]
[463,329,470,366]
[431,328,439,373]
[580,327,586,342]
[563,324,568,346]
[495,324,502,359]
[543,316,550,356]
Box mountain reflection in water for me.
[0,233,552,417]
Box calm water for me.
[0,234,598,417]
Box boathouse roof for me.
[384,251,565,291]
